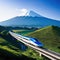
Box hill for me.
[27,26,60,53]
[0,26,45,60]
[0,26,7,32]
[0,11,60,28]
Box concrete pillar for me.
[39,52,42,57]
[36,51,42,57]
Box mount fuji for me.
[0,10,60,28]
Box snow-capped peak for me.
[25,10,41,17]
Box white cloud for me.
[16,8,28,16]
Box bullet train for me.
[9,31,44,47]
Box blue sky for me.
[0,0,60,22]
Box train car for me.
[28,38,44,47]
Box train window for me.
[33,38,38,41]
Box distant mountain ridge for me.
[0,10,60,27]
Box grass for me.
[27,26,60,53]
[0,35,21,55]
[13,29,35,35]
